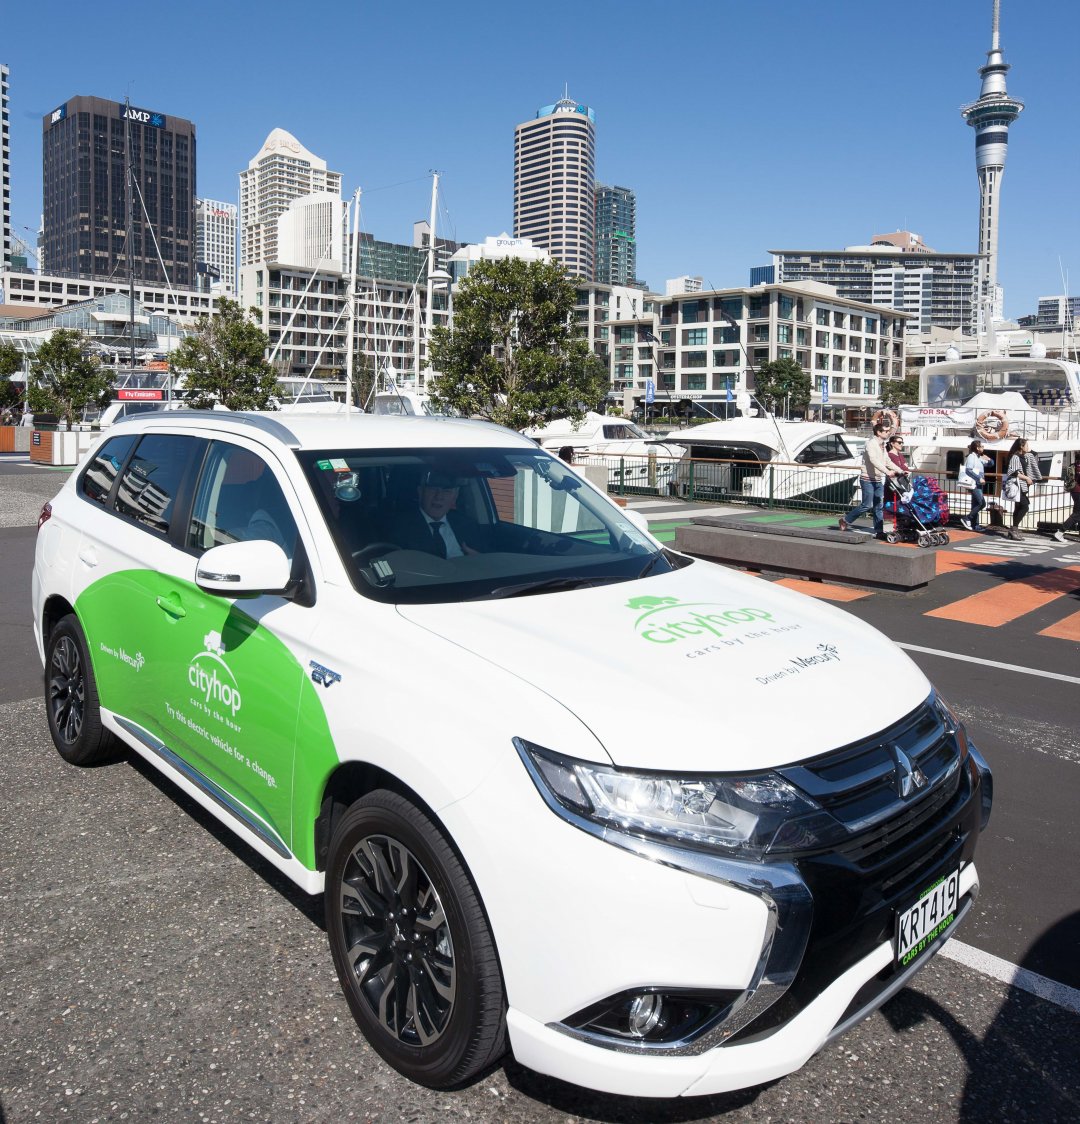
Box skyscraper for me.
[961,0,1023,321]
[594,184,637,287]
[239,129,342,268]
[1,64,10,272]
[195,198,237,295]
[41,96,197,287]
[514,96,596,280]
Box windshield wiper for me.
[482,575,624,600]
[636,550,669,580]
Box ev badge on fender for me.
[309,660,341,688]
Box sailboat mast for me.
[422,170,440,390]
[125,98,135,375]
[345,188,361,411]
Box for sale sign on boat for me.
[899,407,976,430]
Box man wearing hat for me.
[388,468,488,557]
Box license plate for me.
[895,868,960,966]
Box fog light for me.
[627,993,663,1038]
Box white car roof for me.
[106,409,532,452]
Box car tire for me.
[326,789,507,1089]
[44,614,118,766]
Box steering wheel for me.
[352,542,400,564]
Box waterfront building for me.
[594,184,637,287]
[768,242,980,335]
[513,96,596,280]
[41,96,196,288]
[0,267,213,326]
[602,281,908,420]
[961,0,1023,322]
[666,276,704,296]
[446,233,550,284]
[1,65,9,272]
[356,222,462,287]
[1035,295,1080,332]
[239,129,342,268]
[277,192,345,272]
[195,198,237,295]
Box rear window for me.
[80,434,138,505]
[114,433,203,536]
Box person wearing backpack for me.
[1053,452,1080,543]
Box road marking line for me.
[775,578,871,602]
[941,940,1080,1015]
[897,643,1080,685]
[1038,610,1080,641]
[925,566,1080,626]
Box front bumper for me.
[506,863,979,1098]
[442,703,991,1098]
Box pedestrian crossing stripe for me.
[926,567,1080,627]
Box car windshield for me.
[296,445,682,604]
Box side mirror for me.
[195,540,292,596]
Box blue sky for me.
[6,0,1078,319]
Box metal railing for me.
[575,451,1078,527]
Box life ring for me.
[872,408,898,435]
[974,410,1009,442]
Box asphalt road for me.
[2,457,1079,1123]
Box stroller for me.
[884,473,951,548]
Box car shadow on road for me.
[123,750,326,931]
[881,913,1080,1121]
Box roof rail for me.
[114,409,301,446]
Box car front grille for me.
[731,697,983,1042]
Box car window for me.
[114,433,202,536]
[297,446,677,604]
[80,434,138,506]
[187,440,298,559]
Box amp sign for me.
[121,105,166,129]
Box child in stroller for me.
[885,472,951,547]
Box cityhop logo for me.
[187,631,243,717]
[626,595,776,645]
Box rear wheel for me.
[44,615,117,765]
[326,790,507,1088]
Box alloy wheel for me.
[49,635,85,746]
[337,834,456,1046]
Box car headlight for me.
[515,739,846,859]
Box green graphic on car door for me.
[77,569,339,870]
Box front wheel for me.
[326,790,507,1088]
[45,614,117,766]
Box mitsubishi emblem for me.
[893,747,928,798]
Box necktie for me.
[430,520,447,558]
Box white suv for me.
[32,410,992,1098]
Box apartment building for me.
[195,198,237,295]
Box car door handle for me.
[77,547,98,568]
[155,593,187,619]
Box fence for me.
[574,451,1078,528]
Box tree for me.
[879,373,921,411]
[170,298,278,411]
[28,329,112,428]
[752,358,812,417]
[427,257,609,430]
[0,341,22,413]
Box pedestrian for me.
[886,435,909,472]
[839,421,901,539]
[558,445,575,464]
[1003,437,1040,541]
[959,439,992,531]
[1053,451,1080,543]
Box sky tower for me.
[961,0,1023,322]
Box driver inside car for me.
[386,469,490,558]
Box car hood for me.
[396,562,930,773]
